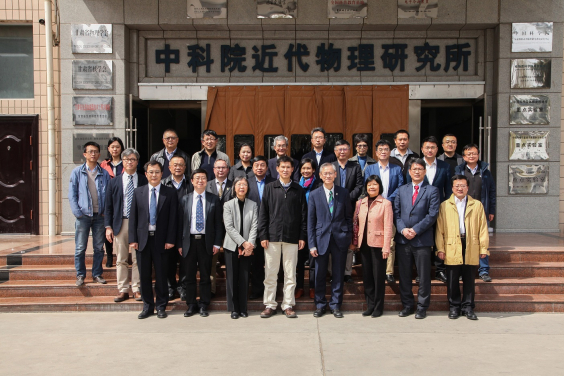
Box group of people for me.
[69,126,495,321]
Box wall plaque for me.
[509,131,549,161]
[71,24,112,54]
[398,0,438,19]
[72,97,113,126]
[258,0,297,18]
[73,133,113,164]
[509,95,550,125]
[328,0,367,19]
[187,0,227,18]
[512,22,553,52]
[510,59,551,89]
[72,60,113,90]
[509,165,548,194]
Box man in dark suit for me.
[301,127,337,179]
[308,163,353,318]
[266,135,300,182]
[394,159,440,319]
[129,161,178,319]
[150,129,191,179]
[105,148,147,303]
[177,169,224,318]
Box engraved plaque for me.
[328,0,367,19]
[509,131,549,161]
[512,22,553,52]
[71,24,112,53]
[72,60,113,90]
[258,0,297,18]
[187,0,227,18]
[73,133,113,164]
[509,95,550,125]
[510,59,551,89]
[398,0,438,19]
[72,97,113,126]
[509,164,548,194]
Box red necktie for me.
[412,185,419,205]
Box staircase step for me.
[488,262,564,278]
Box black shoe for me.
[415,276,420,283]
[200,307,209,317]
[138,310,154,319]
[480,274,492,282]
[371,310,383,318]
[331,309,344,318]
[313,308,326,318]
[240,312,248,318]
[459,275,462,281]
[157,310,167,319]
[249,293,262,300]
[448,309,460,319]
[386,274,395,283]
[231,312,239,319]
[398,307,414,317]
[415,309,427,319]
[435,271,447,283]
[463,310,478,320]
[184,306,197,317]
[344,275,353,284]
[362,308,374,317]
[105,254,113,268]
[305,260,310,267]
[168,289,175,300]
[180,292,187,301]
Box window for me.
[263,135,279,160]
[380,133,395,148]
[216,135,226,154]
[0,26,33,99]
[291,133,343,161]
[352,133,373,158]
[234,134,254,164]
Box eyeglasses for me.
[85,150,100,155]
[465,152,479,156]
[123,158,138,162]
[335,148,349,152]
[146,170,161,175]
[453,185,468,189]
[377,148,390,153]
[203,138,217,143]
[321,172,335,176]
[356,144,368,148]
[163,137,178,141]
[193,177,207,181]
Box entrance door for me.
[0,116,38,234]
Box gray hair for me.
[121,148,140,161]
[214,157,230,168]
[272,135,288,149]
[320,162,336,173]
[231,176,250,198]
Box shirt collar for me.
[378,161,389,170]
[426,158,437,167]
[315,149,323,156]
[323,185,334,195]
[455,196,467,205]
[165,148,177,157]
[256,176,265,183]
[467,164,479,174]
[123,171,136,178]
[149,183,161,193]
[172,174,185,184]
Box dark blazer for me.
[393,182,440,248]
[406,159,452,202]
[205,178,233,206]
[301,148,337,179]
[266,157,301,182]
[128,184,178,253]
[332,161,363,203]
[150,148,191,179]
[455,161,496,217]
[177,192,224,258]
[390,150,420,181]
[104,173,148,234]
[307,185,353,255]
[161,175,193,200]
[247,174,276,208]
[364,162,405,203]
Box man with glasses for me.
[191,130,231,181]
[349,134,376,177]
[438,134,464,176]
[105,148,147,302]
[69,142,111,287]
[266,135,300,182]
[301,127,337,179]
[455,144,496,283]
[150,129,191,179]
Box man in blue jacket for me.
[69,141,111,287]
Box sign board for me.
[509,131,549,161]
[187,0,227,18]
[71,24,112,53]
[72,133,113,164]
[510,59,551,89]
[398,0,438,19]
[512,22,553,52]
[72,97,113,126]
[328,0,367,19]
[257,0,297,18]
[509,165,548,194]
[72,60,113,90]
[509,95,550,125]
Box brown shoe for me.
[309,289,315,299]
[284,308,297,318]
[260,307,277,318]
[133,292,142,301]
[295,288,304,299]
[114,292,129,303]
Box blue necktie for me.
[196,194,204,232]
[328,191,334,217]
[150,187,157,226]
[124,175,134,218]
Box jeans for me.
[478,255,490,276]
[74,214,105,278]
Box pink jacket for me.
[352,195,394,252]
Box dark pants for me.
[314,236,347,310]
[167,249,186,295]
[360,245,386,314]
[181,237,212,308]
[250,241,265,296]
[224,249,251,313]
[432,224,446,274]
[296,248,309,289]
[446,242,477,311]
[308,253,316,290]
[105,238,113,257]
[137,236,169,312]
[397,243,432,311]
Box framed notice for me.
[72,97,113,126]
[328,0,367,19]
[398,0,438,19]
[73,133,113,164]
[512,22,553,52]
[509,95,550,125]
[72,60,113,90]
[71,24,112,53]
[187,0,227,18]
[509,165,548,194]
[510,59,551,89]
[509,131,549,161]
[258,0,297,18]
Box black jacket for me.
[301,148,337,179]
[161,175,193,200]
[390,151,420,181]
[228,161,253,181]
[258,180,307,244]
[150,148,191,179]
[104,173,148,234]
[205,178,233,206]
[332,161,363,203]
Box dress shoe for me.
[398,307,414,317]
[331,309,344,318]
[184,306,197,317]
[138,310,154,319]
[459,275,462,281]
[313,308,326,318]
[133,292,142,301]
[480,274,492,282]
[371,310,383,318]
[463,310,478,320]
[157,310,167,319]
[448,309,461,319]
[295,288,304,299]
[305,260,310,267]
[415,276,420,283]
[309,289,315,299]
[362,308,374,317]
[260,307,277,318]
[93,276,107,284]
[239,312,248,318]
[435,271,447,283]
[386,274,395,283]
[75,275,85,287]
[168,289,179,300]
[231,312,239,319]
[344,275,354,284]
[284,308,297,318]
[105,254,113,268]
[199,307,209,317]
[114,292,129,303]
[249,293,262,300]
[180,292,187,301]
[415,309,427,319]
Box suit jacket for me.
[247,174,276,208]
[205,178,233,206]
[266,157,301,182]
[161,175,193,200]
[363,162,404,203]
[128,184,178,253]
[349,154,377,176]
[390,149,420,181]
[406,159,452,202]
[393,182,440,247]
[307,185,353,255]
[222,198,259,252]
[301,148,337,179]
[177,191,224,258]
[332,161,363,203]
[105,173,148,234]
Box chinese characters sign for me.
[510,59,551,89]
[512,23,553,52]
[509,95,550,125]
[258,0,297,18]
[72,97,113,126]
[187,0,227,18]
[328,0,367,19]
[72,60,113,90]
[509,165,548,194]
[509,131,549,161]
[71,24,112,53]
[398,0,438,19]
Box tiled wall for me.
[0,0,61,235]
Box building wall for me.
[0,0,62,235]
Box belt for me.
[460,234,466,239]
[122,216,128,219]
[190,234,205,239]
[149,231,155,237]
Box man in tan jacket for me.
[435,175,489,320]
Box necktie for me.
[124,175,134,218]
[196,194,204,232]
[150,187,157,226]
[218,182,223,198]
[412,185,419,205]
[328,190,334,217]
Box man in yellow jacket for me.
[435,175,489,320]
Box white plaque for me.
[512,22,553,52]
[398,0,438,19]
[72,60,113,90]
[258,0,297,18]
[510,59,551,89]
[72,97,113,126]
[509,131,549,161]
[71,24,112,54]
[328,0,367,19]
[187,0,227,18]
[509,165,548,194]
[509,95,550,125]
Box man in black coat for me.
[150,129,191,179]
[301,127,337,179]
